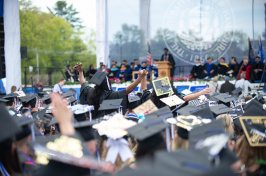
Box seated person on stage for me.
[99,65,109,73]
[251,56,264,82]
[238,56,252,80]
[141,61,152,79]
[201,57,217,78]
[123,60,130,70]
[190,58,203,79]
[85,64,96,79]
[116,64,128,80]
[153,59,159,78]
[65,65,75,82]
[98,62,103,70]
[108,64,119,79]
[227,57,239,78]
[134,58,141,68]
[217,57,228,75]
[112,61,119,69]
[161,48,176,77]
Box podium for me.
[154,61,172,78]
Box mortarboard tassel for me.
[0,160,10,176]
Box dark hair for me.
[220,57,225,61]
[0,139,22,175]
[22,98,36,108]
[207,57,213,60]
[134,59,139,61]
[89,64,94,70]
[164,48,168,51]
[6,101,14,107]
[123,60,127,62]
[101,65,105,68]
[120,64,126,67]
[256,56,261,59]
[88,78,112,117]
[59,78,64,82]
[231,57,236,61]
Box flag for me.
[248,37,255,64]
[147,41,152,65]
[258,36,265,63]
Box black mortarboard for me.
[0,98,8,103]
[37,92,47,99]
[210,104,233,116]
[32,109,46,120]
[145,106,173,119]
[14,115,35,140]
[152,77,173,96]
[231,87,242,97]
[239,116,266,146]
[191,107,215,119]
[3,93,18,102]
[98,99,123,111]
[20,93,37,103]
[244,99,263,111]
[128,95,140,103]
[176,105,200,116]
[213,94,236,104]
[0,105,21,143]
[127,116,170,141]
[67,96,77,105]
[66,88,77,94]
[74,111,89,122]
[74,121,96,142]
[189,119,225,150]
[47,118,58,127]
[62,91,75,98]
[89,70,109,85]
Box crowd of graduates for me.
[0,62,266,176]
[190,56,265,82]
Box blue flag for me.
[248,37,255,64]
[258,37,265,63]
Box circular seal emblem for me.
[162,0,235,64]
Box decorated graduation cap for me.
[239,116,266,147]
[175,115,205,131]
[133,99,158,115]
[89,70,109,86]
[0,105,21,143]
[209,104,233,116]
[160,95,185,107]
[152,77,173,96]
[72,104,94,121]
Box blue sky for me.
[32,0,266,41]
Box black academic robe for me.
[79,83,94,105]
[228,63,239,78]
[252,62,264,81]
[220,81,235,95]
[190,65,203,79]
[18,149,40,175]
[217,64,228,75]
[201,63,217,78]
[161,53,176,77]
[85,69,96,79]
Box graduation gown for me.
[161,53,176,77]
[190,65,203,79]
[18,149,40,175]
[201,63,217,78]
[228,63,239,78]
[217,64,228,75]
[252,62,264,81]
[79,83,94,105]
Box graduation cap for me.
[209,104,233,116]
[244,99,263,111]
[42,95,51,105]
[0,105,21,143]
[239,116,266,147]
[152,77,173,96]
[192,107,215,119]
[0,98,9,103]
[32,109,47,120]
[231,87,242,97]
[127,116,170,141]
[67,96,78,105]
[133,99,158,115]
[89,70,109,86]
[74,121,96,142]
[47,118,58,127]
[160,95,185,107]
[229,105,244,120]
[20,93,37,103]
[14,91,26,97]
[14,115,35,140]
[176,105,201,116]
[3,93,18,103]
[189,119,225,150]
[213,94,236,104]
[175,115,204,131]
[62,91,75,98]
[65,88,77,94]
[128,95,140,103]
[98,99,123,111]
[145,106,173,119]
[37,92,47,99]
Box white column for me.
[96,0,110,68]
[4,0,21,94]
[140,0,151,41]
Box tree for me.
[47,0,83,30]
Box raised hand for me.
[200,88,211,95]
[73,63,83,73]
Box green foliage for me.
[19,0,96,70]
[47,0,83,30]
